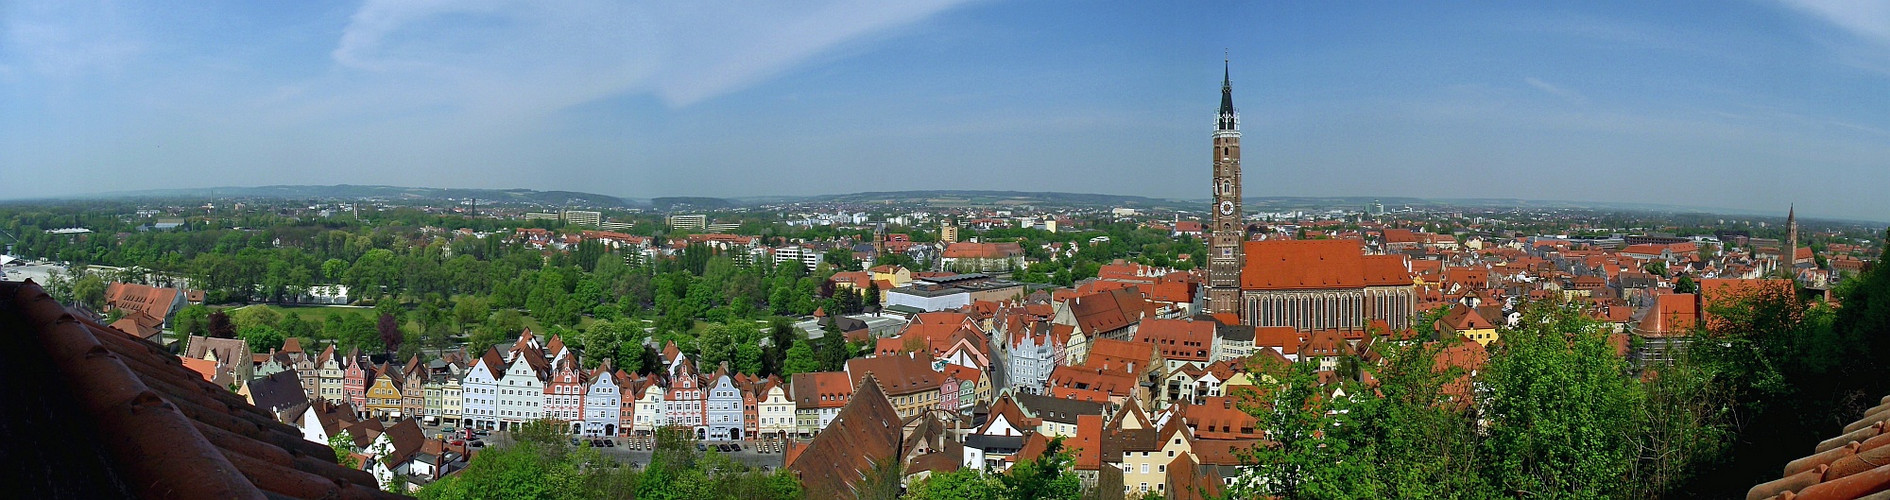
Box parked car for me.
[571,438,581,447]
[469,440,485,448]
[697,443,707,451]
[731,443,741,452]
[604,439,614,447]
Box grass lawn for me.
[518,315,599,333]
[230,303,375,323]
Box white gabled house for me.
[583,360,622,436]
[461,347,504,430]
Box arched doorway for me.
[731,428,742,441]
[572,422,582,435]
[606,424,615,436]
[696,428,706,440]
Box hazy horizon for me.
[5,1,1888,221]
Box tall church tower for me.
[1785,205,1799,273]
[1207,60,1244,315]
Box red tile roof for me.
[1437,304,1496,331]
[1133,318,1215,363]
[1746,394,1890,500]
[785,374,903,500]
[1252,326,1303,354]
[1086,338,1158,375]
[941,242,1023,259]
[1178,397,1260,440]
[845,354,943,398]
[1047,365,1139,402]
[103,282,182,324]
[1070,414,1105,470]
[1066,288,1147,335]
[791,371,853,409]
[1637,293,1698,337]
[1241,239,1410,290]
[111,315,165,341]
[0,280,399,499]
[1382,229,1418,244]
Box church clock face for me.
[1219,200,1235,215]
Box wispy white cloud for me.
[1523,77,1584,103]
[3,0,145,77]
[1779,0,1890,44]
[1776,0,1890,75]
[327,0,974,111]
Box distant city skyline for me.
[4,1,1887,221]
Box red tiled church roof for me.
[1241,239,1409,290]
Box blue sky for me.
[3,1,1887,220]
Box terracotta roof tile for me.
[785,374,902,500]
[1747,394,1890,500]
[1241,239,1410,290]
[0,280,400,500]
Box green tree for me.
[697,324,735,369]
[491,308,524,337]
[999,437,1082,500]
[735,341,764,376]
[906,468,1001,500]
[72,274,107,310]
[174,304,212,338]
[1236,358,1379,499]
[329,431,359,469]
[238,324,286,352]
[321,258,348,281]
[783,341,820,376]
[822,247,859,272]
[1480,302,1640,497]
[514,418,572,450]
[1674,275,1699,294]
[231,305,283,331]
[816,321,850,371]
[469,327,506,358]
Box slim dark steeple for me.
[1218,59,1237,131]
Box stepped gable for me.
[786,373,903,500]
[1745,393,1890,500]
[0,280,401,499]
